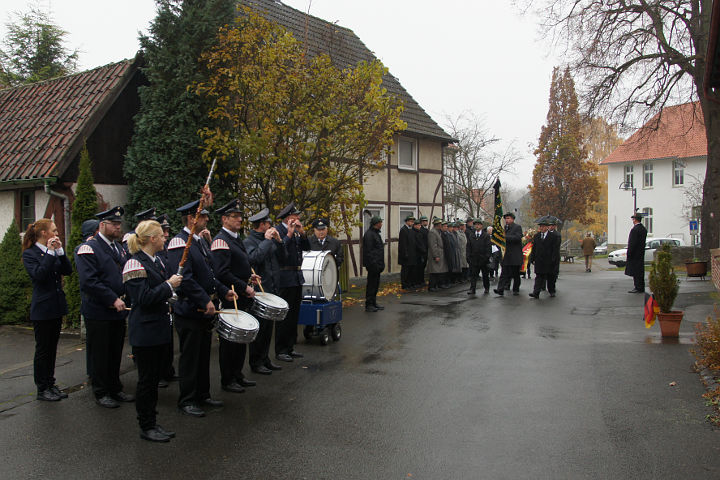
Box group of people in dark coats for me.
[21,199,345,444]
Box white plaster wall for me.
[0,191,15,235]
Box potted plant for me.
[649,243,683,337]
[685,258,708,278]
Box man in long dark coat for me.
[412,219,427,288]
[363,216,385,312]
[466,219,491,295]
[494,212,523,296]
[528,218,559,298]
[397,215,416,289]
[625,212,648,293]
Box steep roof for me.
[601,102,707,165]
[240,0,453,142]
[0,58,140,184]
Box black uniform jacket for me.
[308,234,344,268]
[418,227,429,262]
[625,223,648,277]
[23,245,72,320]
[210,228,253,310]
[501,223,524,266]
[529,232,559,275]
[244,230,286,295]
[75,235,128,320]
[167,228,229,320]
[362,226,385,271]
[397,225,416,266]
[123,252,173,347]
[466,229,492,267]
[275,222,310,289]
[442,230,459,273]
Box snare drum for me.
[216,310,259,344]
[301,250,337,300]
[251,292,289,322]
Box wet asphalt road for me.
[1,260,719,479]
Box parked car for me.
[607,238,685,267]
[594,241,608,255]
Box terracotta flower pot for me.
[685,261,707,278]
[657,311,684,337]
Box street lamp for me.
[619,181,637,213]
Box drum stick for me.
[251,267,265,293]
[231,285,239,313]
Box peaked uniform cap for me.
[404,214,416,222]
[312,218,329,229]
[370,215,383,225]
[176,200,209,216]
[432,217,442,225]
[215,199,243,215]
[503,212,516,219]
[156,214,171,229]
[135,207,157,221]
[81,219,100,238]
[277,202,301,219]
[249,207,271,223]
[96,206,124,221]
[473,218,483,225]
[419,215,428,221]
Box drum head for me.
[218,311,259,330]
[255,292,289,309]
[320,253,337,298]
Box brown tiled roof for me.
[601,102,707,165]
[0,58,139,183]
[240,0,453,142]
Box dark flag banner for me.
[644,292,659,328]
[491,178,505,251]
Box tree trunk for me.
[700,98,720,256]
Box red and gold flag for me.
[644,292,659,328]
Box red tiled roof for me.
[601,102,707,165]
[0,59,139,183]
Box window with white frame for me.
[20,190,35,231]
[673,160,685,186]
[642,207,653,234]
[363,205,386,242]
[624,165,634,186]
[397,137,417,170]
[398,206,417,231]
[643,163,653,188]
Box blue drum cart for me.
[297,250,342,345]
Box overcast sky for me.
[0,0,561,190]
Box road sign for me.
[689,220,699,235]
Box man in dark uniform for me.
[411,219,427,289]
[122,207,157,248]
[416,215,429,289]
[244,208,285,375]
[528,217,559,298]
[210,199,258,394]
[466,218,491,295]
[363,215,385,312]
[625,212,648,293]
[274,202,310,362]
[308,218,344,270]
[442,221,460,283]
[494,212,523,296]
[167,200,236,418]
[398,214,416,290]
[547,216,562,294]
[75,206,134,409]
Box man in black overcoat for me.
[363,216,385,312]
[625,212,648,293]
[528,217,560,298]
[411,219,427,288]
[398,214,416,289]
[466,218,491,295]
[494,212,523,296]
[308,218,344,269]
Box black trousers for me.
[428,272,444,289]
[365,268,381,306]
[400,264,413,288]
[414,261,427,286]
[85,318,125,398]
[175,317,212,407]
[276,286,302,356]
[160,322,176,381]
[633,273,645,291]
[219,337,246,385]
[469,265,490,292]
[132,344,166,431]
[547,273,558,294]
[250,318,273,369]
[532,274,548,294]
[497,265,521,293]
[32,318,62,391]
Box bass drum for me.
[301,250,337,300]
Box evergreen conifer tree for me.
[65,146,98,327]
[124,0,236,230]
[0,221,31,324]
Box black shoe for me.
[289,350,304,358]
[95,395,120,409]
[512,291,519,296]
[628,289,643,293]
[484,289,489,294]
[221,382,245,393]
[158,379,169,388]
[549,293,556,297]
[528,293,539,299]
[110,391,135,403]
[203,398,224,407]
[439,284,450,289]
[154,424,176,438]
[276,353,293,362]
[239,378,257,387]
[37,389,61,402]
[252,366,272,375]
[493,289,503,296]
[365,305,379,312]
[467,290,476,295]
[140,428,170,443]
[50,385,68,399]
[428,287,439,292]
[264,361,282,371]
[373,304,385,310]
[179,405,205,417]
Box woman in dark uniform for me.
[22,219,73,402]
[123,220,182,442]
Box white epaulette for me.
[77,244,94,255]
[122,232,133,243]
[122,259,147,282]
[211,238,229,251]
[168,237,186,250]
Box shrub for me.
[0,222,32,324]
[648,243,679,313]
